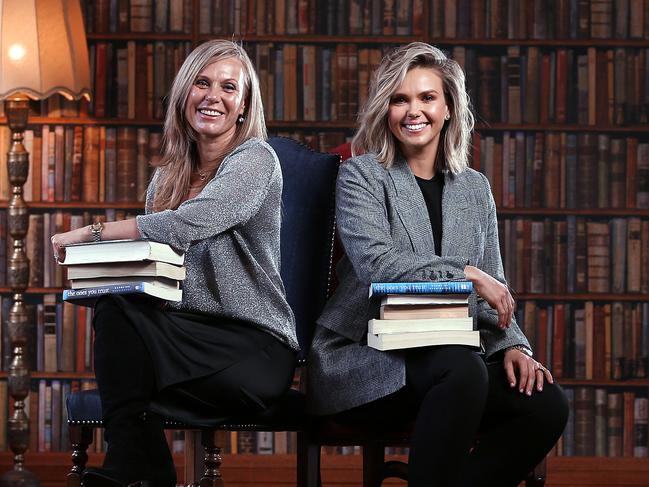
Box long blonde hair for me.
[152,40,266,211]
[352,42,474,174]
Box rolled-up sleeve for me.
[136,141,277,251]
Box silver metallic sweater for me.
[136,137,298,351]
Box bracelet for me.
[507,345,533,357]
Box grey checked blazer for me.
[307,153,531,415]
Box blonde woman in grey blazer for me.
[308,43,568,487]
[51,41,296,487]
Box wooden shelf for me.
[476,123,649,133]
[497,208,649,217]
[87,33,193,41]
[190,34,649,48]
[1,287,64,294]
[0,452,647,487]
[5,117,649,133]
[515,293,649,302]
[0,372,95,380]
[559,379,649,387]
[0,201,144,209]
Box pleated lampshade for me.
[0,0,91,101]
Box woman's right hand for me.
[464,265,514,329]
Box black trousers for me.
[335,345,569,487]
[92,296,296,484]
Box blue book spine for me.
[369,281,473,297]
[63,282,145,301]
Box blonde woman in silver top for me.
[51,40,296,487]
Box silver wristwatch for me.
[90,221,104,242]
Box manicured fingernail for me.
[519,388,524,393]
[527,390,532,396]
[510,382,515,387]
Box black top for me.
[415,174,444,256]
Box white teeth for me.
[198,108,223,117]
[404,123,426,130]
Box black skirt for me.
[99,295,290,391]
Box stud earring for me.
[237,114,245,124]
[444,114,450,120]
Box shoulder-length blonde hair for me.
[152,40,266,211]
[352,42,474,174]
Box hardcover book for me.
[61,239,184,266]
[367,329,480,351]
[63,281,182,303]
[368,317,473,335]
[369,281,473,297]
[66,261,186,281]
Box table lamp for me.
[0,1,90,484]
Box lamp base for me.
[0,468,40,487]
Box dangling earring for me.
[237,114,245,124]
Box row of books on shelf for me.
[461,46,649,126]
[0,209,140,288]
[84,0,427,37]
[2,212,648,293]
[475,132,649,210]
[0,125,159,204]
[560,387,648,458]
[89,41,191,119]
[1,380,646,457]
[82,0,649,40]
[84,41,649,126]
[499,217,649,295]
[0,126,349,204]
[7,45,649,126]
[0,295,93,373]
[518,301,649,381]
[82,0,193,34]
[431,0,649,40]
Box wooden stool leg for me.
[199,429,225,487]
[298,432,322,487]
[67,425,93,487]
[363,444,385,487]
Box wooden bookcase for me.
[0,0,648,485]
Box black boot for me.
[142,412,177,487]
[92,297,161,485]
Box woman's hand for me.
[50,226,91,263]
[504,347,554,395]
[464,265,514,329]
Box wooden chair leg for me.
[363,444,385,487]
[67,424,93,487]
[525,456,547,487]
[199,429,225,487]
[298,432,322,487]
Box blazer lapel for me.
[441,171,473,263]
[387,155,436,253]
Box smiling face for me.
[184,57,247,147]
[387,67,450,163]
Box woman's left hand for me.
[504,348,553,396]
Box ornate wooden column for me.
[1,98,38,486]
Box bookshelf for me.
[0,0,648,485]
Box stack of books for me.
[60,239,186,303]
[367,281,480,351]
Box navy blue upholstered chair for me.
[65,136,340,486]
